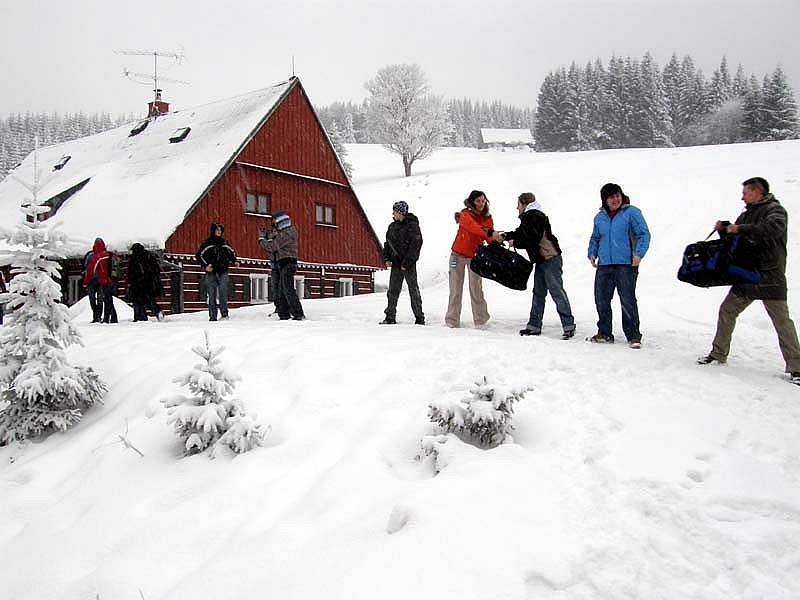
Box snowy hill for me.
[1,141,800,600]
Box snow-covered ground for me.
[2,141,800,600]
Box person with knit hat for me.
[446,190,500,328]
[587,183,651,348]
[261,210,305,321]
[380,200,424,325]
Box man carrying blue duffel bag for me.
[697,177,800,386]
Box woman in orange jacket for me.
[445,190,499,328]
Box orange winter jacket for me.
[451,209,494,258]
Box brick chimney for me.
[148,89,170,118]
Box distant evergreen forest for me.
[0,112,136,180]
[534,54,799,151]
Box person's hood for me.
[522,200,544,215]
[92,238,106,253]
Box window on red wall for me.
[315,204,336,225]
[245,192,271,215]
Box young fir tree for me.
[428,376,528,447]
[741,75,766,141]
[163,331,265,456]
[0,149,106,444]
[326,119,353,179]
[761,66,799,140]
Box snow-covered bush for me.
[427,376,528,447]
[0,162,106,444]
[163,331,265,456]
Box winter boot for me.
[588,333,614,343]
[697,354,725,365]
[380,317,396,325]
[519,328,541,336]
[628,340,642,349]
[790,372,800,386]
[562,329,575,340]
[415,317,425,325]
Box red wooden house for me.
[0,78,384,313]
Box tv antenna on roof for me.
[115,47,189,102]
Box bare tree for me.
[365,64,449,177]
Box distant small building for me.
[0,77,384,314]
[479,128,535,150]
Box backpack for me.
[470,242,533,291]
[109,252,122,280]
[677,233,761,288]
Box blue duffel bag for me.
[677,232,761,288]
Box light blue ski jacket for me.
[587,204,651,265]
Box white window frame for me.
[67,275,82,305]
[249,273,269,304]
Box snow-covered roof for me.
[480,128,534,145]
[0,79,295,252]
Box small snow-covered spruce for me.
[0,145,106,445]
[163,331,265,456]
[428,376,528,447]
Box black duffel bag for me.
[677,231,762,288]
[469,242,533,291]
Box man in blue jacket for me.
[587,183,651,348]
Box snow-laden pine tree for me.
[428,376,528,447]
[0,149,106,444]
[163,331,265,456]
[365,63,450,177]
[761,67,799,140]
[326,119,353,179]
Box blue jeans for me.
[594,265,640,342]
[206,272,229,320]
[527,255,574,333]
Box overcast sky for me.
[2,0,798,116]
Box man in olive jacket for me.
[699,177,800,385]
[380,201,424,325]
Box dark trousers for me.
[594,265,640,342]
[88,282,117,323]
[527,255,574,333]
[205,272,229,320]
[274,260,304,319]
[133,298,161,322]
[385,264,424,321]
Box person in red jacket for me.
[445,190,500,328]
[83,238,117,323]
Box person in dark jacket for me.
[380,200,424,325]
[127,243,165,322]
[83,237,118,324]
[0,269,7,325]
[502,192,575,339]
[699,177,800,385]
[587,183,650,348]
[260,211,304,320]
[196,223,236,321]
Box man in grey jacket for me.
[698,177,800,385]
[259,210,305,320]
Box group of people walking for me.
[82,237,164,324]
[381,178,799,385]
